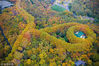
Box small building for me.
[75,60,85,66]
[75,31,86,39]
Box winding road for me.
[0,26,12,49]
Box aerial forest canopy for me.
[69,0,99,21]
[0,0,99,66]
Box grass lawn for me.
[51,4,66,12]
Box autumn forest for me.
[0,0,99,66]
